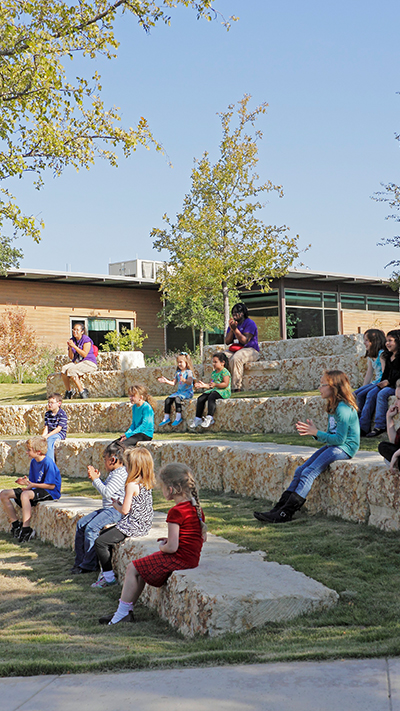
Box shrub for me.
[100,327,148,352]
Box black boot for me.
[253,490,291,522]
[259,492,306,524]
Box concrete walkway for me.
[1,658,399,711]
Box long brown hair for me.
[364,329,386,358]
[322,370,358,414]
[128,384,157,412]
[158,462,207,541]
[123,447,155,491]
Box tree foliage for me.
[152,95,300,332]
[374,180,400,284]
[100,326,147,351]
[0,307,39,382]
[0,1,235,272]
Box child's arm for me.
[157,375,175,386]
[313,407,352,446]
[386,403,399,443]
[46,425,62,438]
[363,360,373,386]
[389,448,400,474]
[296,419,317,436]
[113,481,139,514]
[212,374,230,390]
[195,380,211,389]
[15,477,54,490]
[159,522,179,553]
[42,425,49,437]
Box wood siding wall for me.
[0,281,164,354]
[342,309,400,335]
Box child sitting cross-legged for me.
[0,436,61,542]
[98,462,207,625]
[70,442,128,575]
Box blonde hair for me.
[322,370,358,414]
[26,436,48,455]
[176,352,194,372]
[128,384,157,412]
[123,447,155,491]
[158,462,207,541]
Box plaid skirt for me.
[133,551,197,588]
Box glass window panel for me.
[286,307,323,339]
[88,318,116,331]
[247,306,279,319]
[323,293,337,305]
[241,291,279,308]
[285,290,322,307]
[367,296,399,312]
[340,294,366,310]
[324,310,338,336]
[118,321,133,332]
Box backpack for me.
[92,344,99,357]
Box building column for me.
[278,279,287,340]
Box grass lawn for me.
[1,476,400,676]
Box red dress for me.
[133,500,204,587]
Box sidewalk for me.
[1,658,399,711]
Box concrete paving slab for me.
[0,659,391,711]
[388,658,400,710]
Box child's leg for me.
[374,387,395,430]
[20,489,35,526]
[107,563,145,624]
[94,526,126,572]
[378,441,398,465]
[354,383,376,412]
[46,433,62,462]
[0,489,18,523]
[289,446,349,499]
[359,385,379,432]
[164,397,173,415]
[206,391,222,417]
[122,433,152,448]
[195,393,208,418]
[172,397,183,424]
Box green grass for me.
[1,477,400,676]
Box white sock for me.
[103,570,116,583]
[174,413,182,422]
[110,599,133,624]
[162,414,170,422]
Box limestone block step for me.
[54,351,146,372]
[0,497,338,637]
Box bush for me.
[24,347,63,383]
[100,327,147,352]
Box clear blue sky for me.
[15,0,400,278]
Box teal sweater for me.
[125,402,154,439]
[316,401,360,457]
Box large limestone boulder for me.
[47,371,125,398]
[54,352,145,372]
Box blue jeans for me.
[359,385,394,431]
[74,507,122,571]
[288,445,350,498]
[46,433,63,461]
[354,383,378,412]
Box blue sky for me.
[15,0,400,278]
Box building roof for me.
[1,268,159,289]
[283,268,392,287]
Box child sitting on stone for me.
[0,436,62,542]
[378,379,400,473]
[42,392,68,461]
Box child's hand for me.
[296,419,317,437]
[157,537,168,544]
[387,403,399,419]
[157,376,167,383]
[390,454,399,474]
[15,476,29,487]
[119,434,127,442]
[87,466,100,481]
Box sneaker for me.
[91,573,117,589]
[19,526,35,542]
[64,390,73,400]
[201,415,214,428]
[171,417,182,427]
[189,417,202,429]
[159,418,171,426]
[80,389,89,399]
[11,521,22,539]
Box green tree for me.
[374,181,400,283]
[152,95,300,334]
[100,326,147,351]
[0,1,235,272]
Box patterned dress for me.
[116,484,154,538]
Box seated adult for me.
[224,302,260,392]
[61,323,97,399]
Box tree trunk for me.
[199,327,204,361]
[222,281,230,336]
[191,326,196,351]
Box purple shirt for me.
[226,317,259,351]
[72,334,97,364]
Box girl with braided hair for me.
[99,462,206,625]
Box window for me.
[367,296,399,312]
[285,290,322,307]
[341,294,366,310]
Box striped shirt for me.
[44,407,68,439]
[91,465,128,508]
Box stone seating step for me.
[0,496,338,637]
[1,438,397,532]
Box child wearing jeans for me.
[0,436,61,542]
[189,352,231,429]
[99,462,206,625]
[158,352,194,427]
[42,392,68,461]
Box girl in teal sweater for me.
[116,385,155,449]
[254,370,360,524]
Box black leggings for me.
[196,391,222,418]
[94,526,126,571]
[164,396,183,414]
[114,433,152,449]
[378,441,399,466]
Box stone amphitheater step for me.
[0,496,338,637]
[1,438,397,532]
[47,333,367,397]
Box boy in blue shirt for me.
[0,436,62,542]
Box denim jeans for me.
[358,385,395,431]
[74,507,122,571]
[354,383,378,412]
[46,433,63,462]
[288,445,350,498]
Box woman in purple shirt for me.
[224,303,260,392]
[61,323,97,399]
